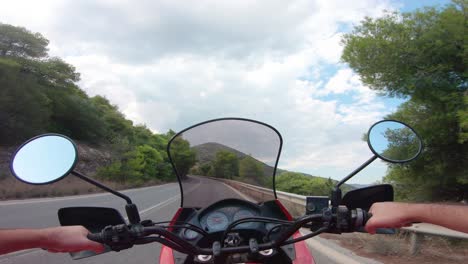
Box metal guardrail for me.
[218,178,468,255]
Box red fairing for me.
[159,207,183,264]
[275,199,316,264]
[159,246,175,264]
[275,199,293,220]
[292,231,315,264]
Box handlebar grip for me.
[87,233,103,243]
[364,212,372,224]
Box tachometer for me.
[206,211,229,231]
[183,229,199,240]
[232,209,255,228]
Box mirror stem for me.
[71,171,133,204]
[331,187,342,207]
[336,155,378,188]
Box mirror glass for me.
[11,134,77,184]
[368,120,422,163]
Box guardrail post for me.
[409,232,423,255]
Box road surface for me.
[0,176,376,264]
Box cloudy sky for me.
[1,0,449,184]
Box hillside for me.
[192,142,275,177]
[0,23,176,190]
[190,142,353,194]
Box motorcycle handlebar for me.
[86,207,371,256]
[87,233,102,243]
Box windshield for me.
[168,118,282,208]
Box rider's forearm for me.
[409,203,468,233]
[0,229,48,255]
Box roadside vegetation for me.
[0,22,178,195]
[341,0,467,202]
[320,232,468,264]
[1,0,466,205]
[334,0,468,260]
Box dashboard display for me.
[232,209,255,228]
[205,211,229,231]
[183,228,199,240]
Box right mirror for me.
[368,120,422,163]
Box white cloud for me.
[1,0,398,182]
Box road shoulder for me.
[300,229,382,264]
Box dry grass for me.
[365,232,408,256]
[0,176,165,200]
[320,231,468,264]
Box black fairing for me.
[58,207,126,259]
[341,184,393,211]
[58,207,126,229]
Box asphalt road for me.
[0,177,366,264]
[0,183,181,264]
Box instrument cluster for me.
[200,206,258,232]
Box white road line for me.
[138,195,180,216]
[0,183,175,206]
[221,181,255,202]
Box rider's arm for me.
[365,202,468,234]
[0,226,104,255]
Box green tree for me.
[199,163,213,175]
[0,23,48,58]
[239,155,264,179]
[341,1,467,201]
[47,89,108,143]
[91,96,134,145]
[213,151,239,179]
[170,137,197,179]
[98,145,170,183]
[1,23,178,186]
[380,127,421,161]
[276,172,331,196]
[0,58,51,144]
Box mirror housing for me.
[10,134,78,185]
[367,120,422,163]
[331,120,422,207]
[10,134,141,224]
[341,184,394,211]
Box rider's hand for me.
[365,202,414,234]
[41,226,105,253]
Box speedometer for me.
[233,209,255,228]
[206,211,229,231]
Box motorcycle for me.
[9,118,422,263]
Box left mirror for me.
[10,134,78,185]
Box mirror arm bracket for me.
[332,155,378,207]
[336,155,378,189]
[71,171,133,204]
[125,203,141,224]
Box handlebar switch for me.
[100,224,134,252]
[335,206,350,233]
[140,219,154,227]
